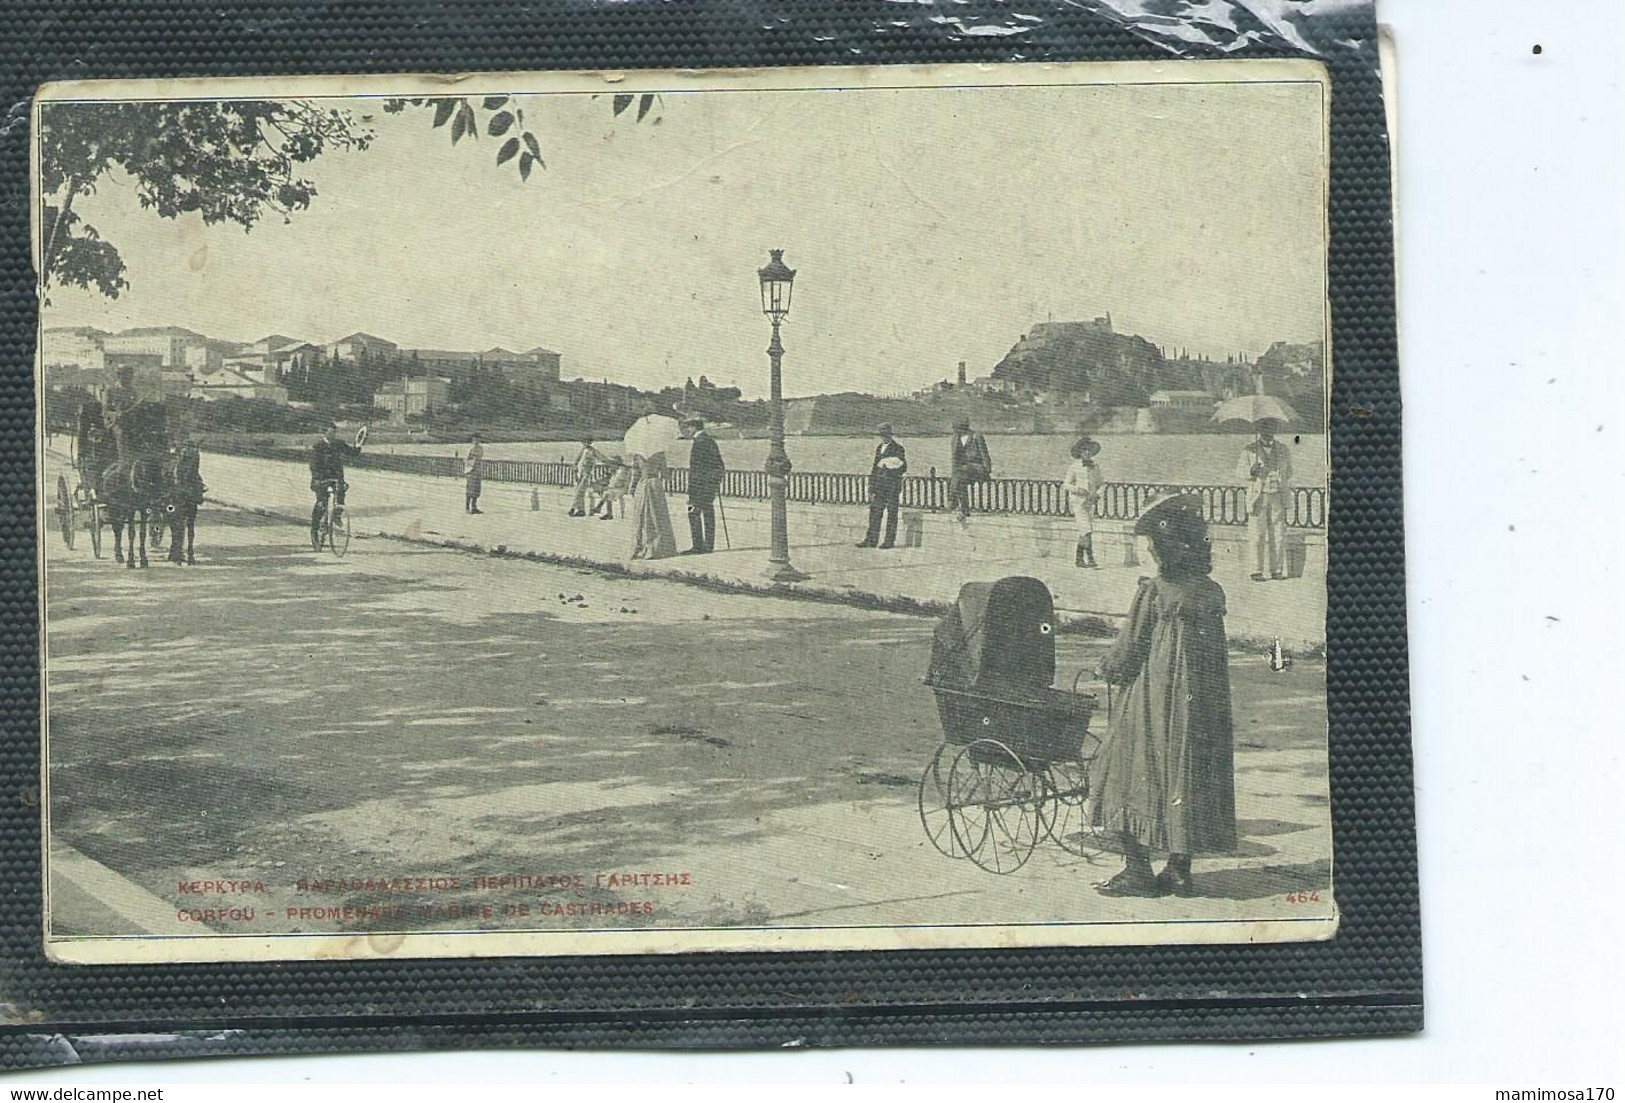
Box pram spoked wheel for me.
[947,738,1047,874]
[1041,759,1106,860]
[916,744,965,859]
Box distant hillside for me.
[989,316,1254,406]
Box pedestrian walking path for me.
[192,451,1325,649]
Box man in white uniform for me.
[1237,428,1293,580]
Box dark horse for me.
[98,454,164,569]
[160,444,206,565]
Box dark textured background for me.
[0,0,1416,1069]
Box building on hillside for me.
[40,326,108,368]
[373,376,451,422]
[191,369,290,404]
[222,355,270,381]
[409,348,482,371]
[1149,389,1216,412]
[103,326,208,367]
[224,334,307,377]
[511,347,562,385]
[405,345,562,387]
[327,332,399,361]
[183,343,224,376]
[268,342,326,378]
[247,334,303,358]
[564,378,641,418]
[971,375,1022,396]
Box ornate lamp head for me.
[758,248,796,320]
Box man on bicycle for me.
[310,421,361,544]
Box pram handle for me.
[1072,668,1115,721]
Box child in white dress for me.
[1062,437,1103,568]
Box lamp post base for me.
[766,561,810,584]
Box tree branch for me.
[40,178,82,293]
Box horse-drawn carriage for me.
[55,393,202,566]
[916,577,1109,874]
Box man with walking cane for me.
[715,493,732,550]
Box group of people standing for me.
[854,417,1106,571]
[450,416,1297,584]
[546,416,727,562]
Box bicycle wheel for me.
[327,497,351,557]
[55,476,75,551]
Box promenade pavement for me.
[195,451,1325,649]
[41,451,1335,941]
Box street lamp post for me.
[759,249,808,583]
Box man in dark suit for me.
[681,416,725,553]
[948,417,993,522]
[857,423,907,549]
[309,421,362,543]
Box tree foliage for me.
[381,92,660,182]
[38,100,372,302]
[39,91,664,303]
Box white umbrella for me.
[1211,394,1297,429]
[621,414,685,463]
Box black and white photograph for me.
[33,62,1335,962]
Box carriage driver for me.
[309,421,362,540]
[102,364,144,460]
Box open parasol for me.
[1211,394,1298,430]
[621,413,686,463]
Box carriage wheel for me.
[148,512,167,549]
[916,744,965,859]
[327,500,351,557]
[1041,760,1107,859]
[55,476,75,551]
[88,502,105,559]
[947,739,1047,875]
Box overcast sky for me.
[42,76,1328,398]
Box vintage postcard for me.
[34,61,1335,964]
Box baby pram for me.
[917,576,1104,873]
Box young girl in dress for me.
[1089,494,1237,897]
[1061,437,1103,567]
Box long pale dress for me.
[1087,573,1238,855]
[463,442,484,499]
[1062,459,1102,535]
[628,454,678,561]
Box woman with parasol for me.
[622,413,682,561]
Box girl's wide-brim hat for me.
[1071,437,1101,459]
[1133,493,1208,542]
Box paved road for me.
[43,465,1334,943]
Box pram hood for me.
[926,576,1056,695]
